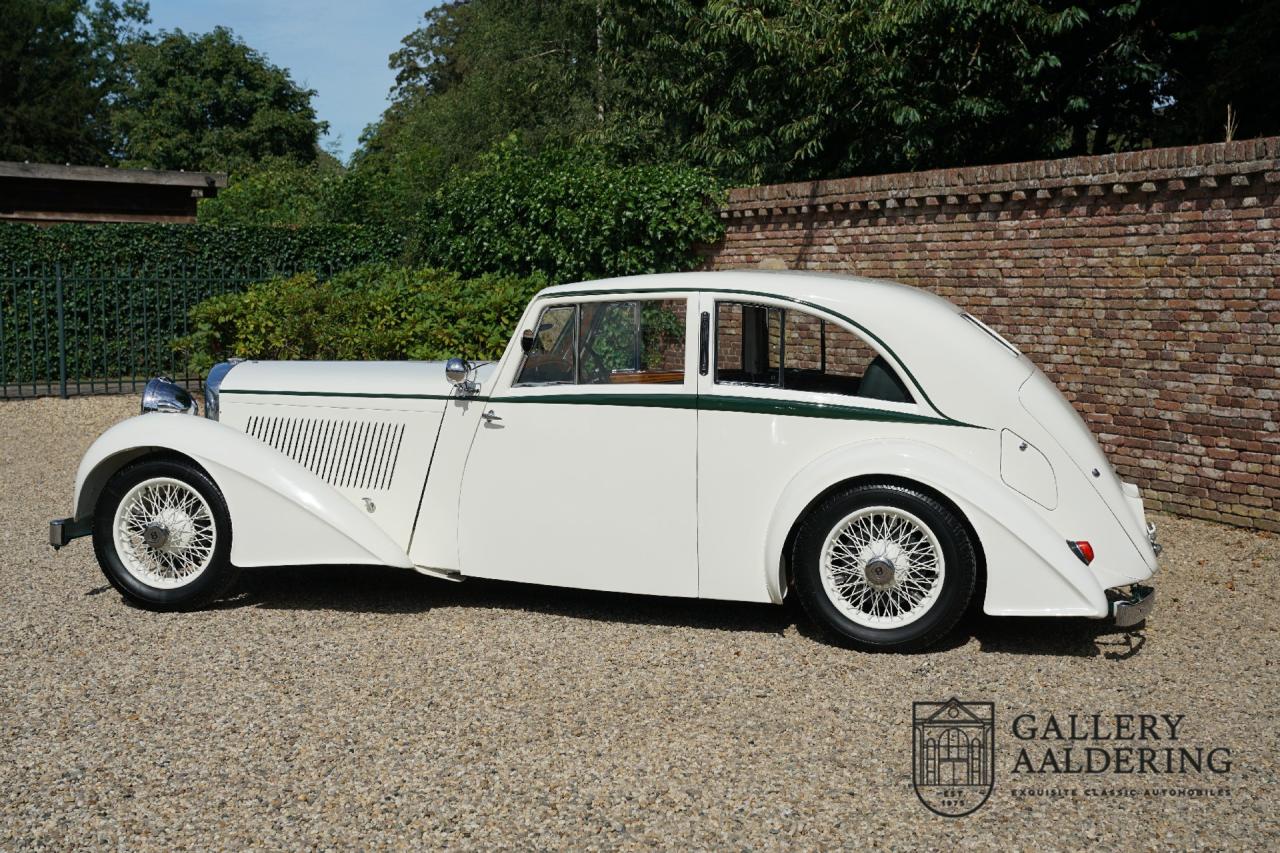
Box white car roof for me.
[542,270,1034,427]
[542,269,950,315]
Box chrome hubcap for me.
[141,522,170,549]
[864,556,895,589]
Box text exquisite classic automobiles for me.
[50,271,1158,651]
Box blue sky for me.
[146,1,436,162]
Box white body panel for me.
[407,395,488,572]
[217,397,443,548]
[459,400,698,595]
[63,271,1158,622]
[71,415,413,569]
[456,295,701,596]
[1000,429,1057,510]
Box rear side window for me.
[714,302,781,386]
[714,301,912,403]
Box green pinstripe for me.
[223,387,976,427]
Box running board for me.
[412,564,463,583]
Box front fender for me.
[764,438,1108,617]
[73,415,413,570]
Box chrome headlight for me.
[444,357,479,395]
[141,377,198,415]
[203,360,239,421]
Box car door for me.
[458,293,699,597]
[694,292,926,603]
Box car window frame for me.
[512,303,580,387]
[503,293,698,396]
[701,292,926,416]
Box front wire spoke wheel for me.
[112,476,217,589]
[819,505,945,629]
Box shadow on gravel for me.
[219,564,791,635]
[969,615,1148,660]
[205,565,1149,656]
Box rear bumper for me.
[1109,584,1155,627]
[49,517,91,550]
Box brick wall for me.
[703,138,1280,531]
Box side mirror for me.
[445,357,478,395]
[520,329,535,353]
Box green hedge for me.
[176,265,547,375]
[0,223,405,273]
[1,267,272,390]
[408,142,724,283]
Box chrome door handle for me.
[481,409,502,422]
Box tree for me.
[602,1,1181,183]
[113,27,326,172]
[350,0,609,217]
[196,155,347,226]
[1154,0,1280,145]
[406,141,723,283]
[0,0,148,164]
[357,1,1279,191]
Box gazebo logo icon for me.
[912,698,995,816]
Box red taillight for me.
[1068,540,1095,565]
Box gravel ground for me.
[1,394,1276,850]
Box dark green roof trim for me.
[489,392,977,427]
[541,285,954,422]
[698,395,971,426]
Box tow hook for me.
[1109,584,1155,627]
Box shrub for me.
[0,222,404,273]
[196,158,349,227]
[407,140,724,283]
[176,265,547,374]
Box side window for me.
[579,299,685,384]
[516,305,576,385]
[714,301,912,403]
[516,299,686,386]
[715,302,781,386]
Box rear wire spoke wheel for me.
[794,484,976,652]
[94,458,237,610]
[821,506,945,628]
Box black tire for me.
[93,456,238,610]
[793,483,976,652]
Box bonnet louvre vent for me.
[245,415,406,491]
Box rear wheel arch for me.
[779,473,986,601]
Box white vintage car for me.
[51,271,1158,651]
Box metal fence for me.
[0,265,278,399]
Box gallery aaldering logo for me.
[912,699,1235,816]
[912,699,995,817]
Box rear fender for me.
[73,415,413,570]
[765,438,1109,617]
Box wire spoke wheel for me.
[819,505,945,628]
[111,476,217,589]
